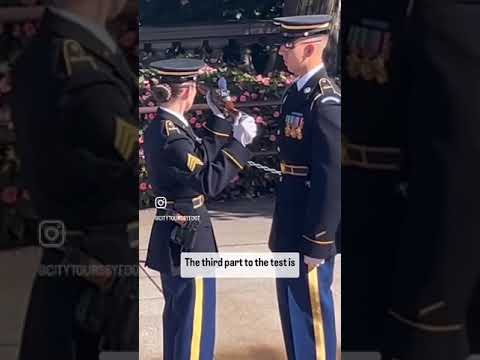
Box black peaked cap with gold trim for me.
[273,15,332,40]
[149,58,205,83]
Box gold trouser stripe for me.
[308,267,326,360]
[190,277,204,360]
[222,149,244,170]
[204,125,230,137]
[126,221,139,231]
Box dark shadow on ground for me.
[206,195,275,221]
[144,347,285,360]
[214,345,286,360]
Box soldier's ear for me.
[177,86,190,100]
[304,44,316,58]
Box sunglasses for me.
[280,37,326,50]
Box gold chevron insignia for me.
[187,153,204,172]
[114,117,137,160]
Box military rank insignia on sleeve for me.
[186,153,204,172]
[63,39,98,76]
[114,117,137,160]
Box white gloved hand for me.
[232,112,258,146]
[304,255,325,268]
[206,90,225,119]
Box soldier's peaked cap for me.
[149,58,205,83]
[273,15,332,39]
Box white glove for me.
[232,112,258,147]
[304,255,325,268]
[206,90,225,119]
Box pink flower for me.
[189,117,197,124]
[1,186,18,205]
[239,95,247,103]
[147,101,155,107]
[148,113,156,120]
[139,136,144,144]
[243,91,250,97]
[261,78,271,86]
[195,123,202,129]
[231,96,238,102]
[139,183,148,192]
[273,111,280,118]
[255,74,264,82]
[251,93,259,100]
[285,79,294,85]
[269,135,277,142]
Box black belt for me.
[165,194,205,209]
[343,143,402,171]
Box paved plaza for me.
[139,196,341,360]
[0,196,341,360]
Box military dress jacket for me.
[143,109,251,275]
[11,9,138,229]
[386,1,480,358]
[269,67,341,260]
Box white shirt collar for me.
[296,64,324,91]
[159,106,190,128]
[49,7,117,53]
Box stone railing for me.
[139,100,283,115]
[140,21,280,51]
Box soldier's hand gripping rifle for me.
[198,77,243,120]
[199,77,259,147]
[199,77,282,175]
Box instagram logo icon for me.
[38,220,66,248]
[155,197,167,209]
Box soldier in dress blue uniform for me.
[341,0,411,354]
[341,0,480,358]
[383,1,480,359]
[268,15,341,360]
[11,1,138,359]
[142,58,257,360]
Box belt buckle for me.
[192,195,204,209]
